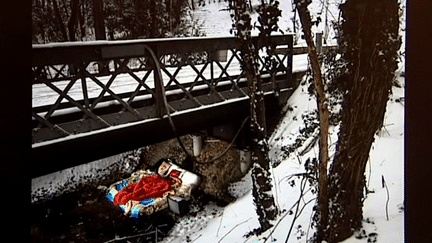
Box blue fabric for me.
[140,198,154,206]
[116,180,129,191]
[106,191,115,203]
[130,206,141,220]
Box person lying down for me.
[106,159,201,218]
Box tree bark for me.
[92,0,105,40]
[68,0,79,41]
[293,0,330,241]
[51,0,68,41]
[230,0,278,232]
[78,0,86,40]
[324,0,401,242]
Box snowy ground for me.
[160,74,405,243]
[160,2,406,240]
[161,2,405,241]
[194,0,339,46]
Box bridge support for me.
[192,133,204,156]
[240,147,252,174]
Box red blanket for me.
[114,170,181,205]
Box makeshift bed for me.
[107,160,200,219]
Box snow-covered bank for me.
[194,0,339,46]
[161,73,404,242]
[31,150,141,204]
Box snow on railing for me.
[32,35,295,144]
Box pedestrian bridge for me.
[32,34,310,177]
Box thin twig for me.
[382,175,390,221]
[263,181,315,243]
[217,210,225,237]
[271,163,282,213]
[285,177,307,243]
[192,234,202,242]
[157,228,165,236]
[263,210,290,243]
[218,218,252,243]
[103,231,156,243]
[278,173,313,187]
[295,151,303,165]
[284,178,316,243]
[305,198,316,241]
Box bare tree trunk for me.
[323,0,401,242]
[92,0,105,40]
[68,0,79,41]
[150,0,156,37]
[230,0,278,232]
[78,0,86,40]
[51,0,68,41]
[293,0,330,241]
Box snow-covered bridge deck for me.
[31,35,312,177]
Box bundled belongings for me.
[107,159,200,219]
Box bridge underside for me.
[31,88,297,178]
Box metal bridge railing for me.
[32,35,294,145]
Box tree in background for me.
[93,0,106,40]
[294,0,401,241]
[32,0,94,43]
[32,0,190,43]
[293,0,330,241]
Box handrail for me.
[32,35,293,66]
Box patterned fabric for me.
[113,171,180,205]
[106,161,201,219]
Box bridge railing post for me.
[316,32,323,54]
[150,45,166,118]
[192,133,204,156]
[240,147,252,175]
[287,35,294,87]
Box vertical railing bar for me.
[270,45,280,96]
[210,52,214,87]
[287,35,293,86]
[80,62,90,109]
